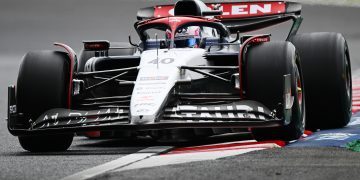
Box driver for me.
[173,26,201,48]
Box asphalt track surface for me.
[0,1,360,180]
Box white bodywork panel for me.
[130,48,207,124]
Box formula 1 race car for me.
[7,0,352,152]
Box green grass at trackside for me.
[346,140,360,152]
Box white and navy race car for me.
[7,0,352,152]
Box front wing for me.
[8,94,283,136]
[7,73,294,136]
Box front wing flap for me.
[8,99,283,136]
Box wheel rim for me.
[295,64,305,131]
[297,78,303,110]
[345,50,352,113]
[295,66,303,113]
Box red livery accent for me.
[238,34,271,98]
[138,16,217,40]
[84,131,101,138]
[154,6,174,18]
[154,1,286,19]
[250,36,271,43]
[216,2,286,19]
[83,41,110,51]
[54,42,77,109]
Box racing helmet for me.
[174,26,201,48]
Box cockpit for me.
[171,26,220,48]
[135,16,230,50]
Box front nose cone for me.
[130,66,180,125]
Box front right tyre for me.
[17,51,74,152]
[290,33,352,130]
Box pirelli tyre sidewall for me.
[245,41,305,141]
[290,33,352,130]
[17,51,74,152]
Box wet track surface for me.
[1,1,360,179]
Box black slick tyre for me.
[290,33,352,130]
[245,42,305,141]
[19,134,74,152]
[17,51,74,152]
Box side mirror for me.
[160,40,168,49]
[199,38,207,49]
[230,31,240,43]
[128,35,139,47]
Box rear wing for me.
[137,1,302,36]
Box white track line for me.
[61,146,173,180]
[113,141,282,172]
[353,70,360,79]
[115,148,266,172]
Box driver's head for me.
[174,26,201,48]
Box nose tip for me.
[130,115,155,125]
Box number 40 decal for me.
[148,58,174,64]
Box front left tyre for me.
[17,51,74,152]
[245,41,306,141]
